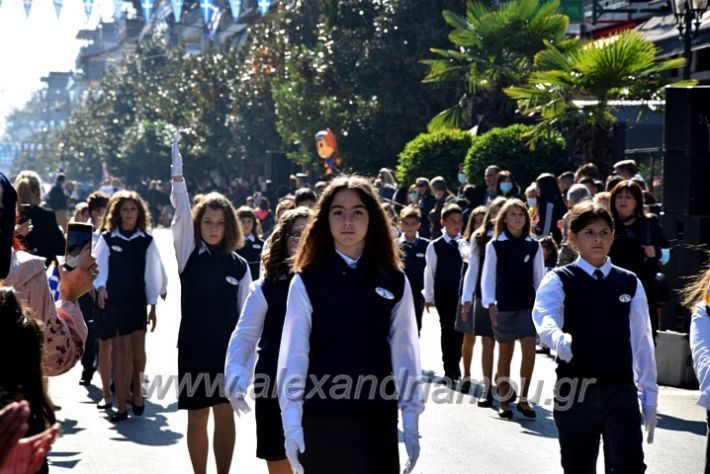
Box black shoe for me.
[132,404,145,416]
[498,407,513,419]
[460,380,472,394]
[438,376,452,387]
[477,393,493,408]
[79,370,94,385]
[110,411,129,423]
[516,403,537,419]
[97,400,113,410]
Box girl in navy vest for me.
[460,198,505,403]
[481,199,544,418]
[533,202,657,473]
[236,206,265,280]
[225,206,312,474]
[278,176,423,474]
[94,190,165,422]
[170,133,251,474]
[685,266,710,473]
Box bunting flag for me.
[23,0,32,17]
[53,0,63,18]
[83,0,94,19]
[46,262,60,302]
[257,0,270,16]
[113,0,123,20]
[228,0,241,21]
[199,0,214,25]
[142,0,155,22]
[208,5,222,40]
[170,0,183,22]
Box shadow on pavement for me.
[47,451,81,469]
[107,401,183,446]
[57,418,85,436]
[657,412,706,436]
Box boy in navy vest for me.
[533,202,657,473]
[424,203,464,382]
[399,206,429,335]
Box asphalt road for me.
[46,228,706,473]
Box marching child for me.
[236,206,265,280]
[278,176,423,474]
[225,207,312,474]
[398,206,429,334]
[481,199,544,418]
[533,202,657,472]
[94,190,165,422]
[170,132,251,474]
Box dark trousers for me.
[413,297,424,336]
[435,291,463,378]
[553,381,645,474]
[78,293,98,376]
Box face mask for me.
[458,173,466,184]
[500,182,513,194]
[527,198,537,208]
[409,192,419,203]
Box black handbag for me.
[643,218,671,304]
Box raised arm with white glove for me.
[171,131,183,178]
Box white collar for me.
[442,233,460,243]
[398,233,419,244]
[496,232,533,242]
[575,256,612,278]
[335,249,361,269]
[246,233,255,242]
[110,228,146,240]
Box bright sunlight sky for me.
[0,0,116,134]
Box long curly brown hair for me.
[263,207,313,280]
[101,190,152,232]
[293,175,402,274]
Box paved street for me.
[46,228,706,473]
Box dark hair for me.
[102,190,152,232]
[87,191,110,214]
[237,205,263,238]
[399,205,421,220]
[557,171,575,182]
[0,288,55,429]
[495,170,519,197]
[441,203,462,221]
[613,159,638,176]
[568,201,614,234]
[293,176,401,274]
[193,192,243,252]
[294,188,317,206]
[605,175,623,192]
[609,180,647,220]
[263,207,312,280]
[536,173,564,205]
[539,235,559,268]
[258,196,271,211]
[462,184,477,203]
[472,197,506,254]
[574,163,600,181]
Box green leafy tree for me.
[397,130,473,189]
[505,30,692,173]
[464,124,569,188]
[422,0,569,133]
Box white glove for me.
[556,333,573,362]
[171,131,183,177]
[228,392,251,417]
[402,412,420,471]
[225,370,250,416]
[284,426,305,474]
[639,394,657,444]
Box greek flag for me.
[46,262,60,302]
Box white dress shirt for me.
[422,233,462,303]
[92,228,165,305]
[532,256,658,407]
[461,235,480,304]
[480,232,545,308]
[170,179,251,312]
[277,258,425,434]
[691,303,710,409]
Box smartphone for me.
[19,203,31,223]
[65,223,93,270]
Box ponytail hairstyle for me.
[0,288,55,428]
[294,175,402,274]
[262,207,313,280]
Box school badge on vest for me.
[225,276,239,285]
[375,287,394,300]
[524,254,530,263]
[252,244,262,250]
[619,294,632,303]
[111,245,123,252]
[416,253,425,258]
